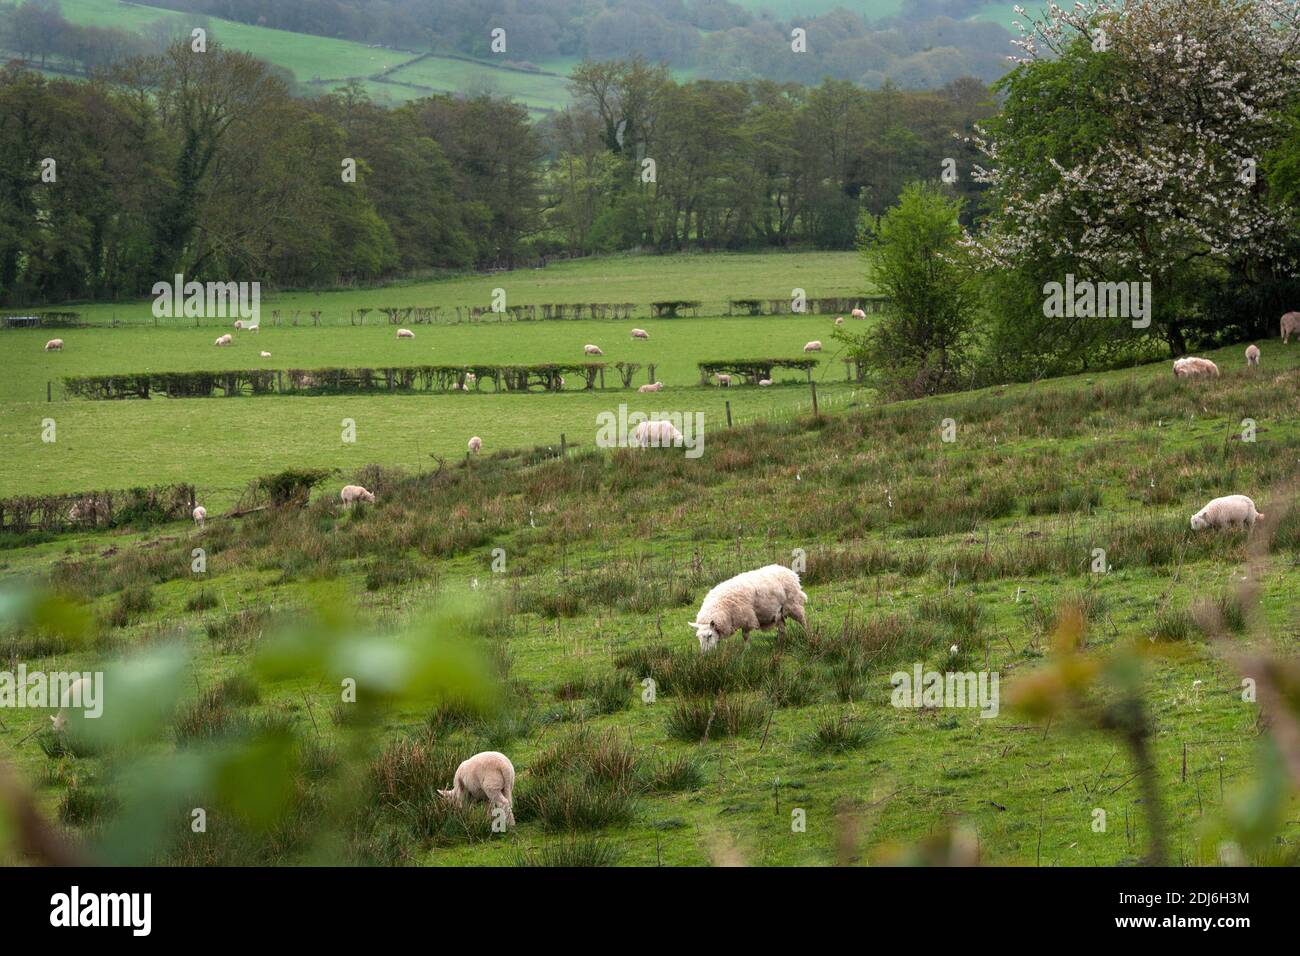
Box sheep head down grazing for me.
[689,564,807,652]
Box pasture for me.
[2,322,1298,865]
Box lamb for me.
[689,564,808,652]
[632,419,682,448]
[758,379,772,387]
[834,317,844,326]
[397,328,415,339]
[1190,494,1263,531]
[233,320,245,330]
[637,382,664,393]
[630,328,649,339]
[437,751,515,827]
[584,344,604,355]
[803,340,822,352]
[260,350,272,358]
[468,436,482,454]
[1172,356,1218,378]
[50,676,95,732]
[44,338,64,351]
[340,484,375,505]
[192,505,207,529]
[1246,344,1260,367]
[214,334,233,346]
[715,373,731,387]
[1281,311,1300,343]
[851,308,866,319]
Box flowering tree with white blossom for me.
[967,0,1300,356]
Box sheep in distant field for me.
[1190,494,1263,531]
[438,751,515,827]
[44,338,64,351]
[192,506,206,528]
[690,564,808,652]
[214,334,233,346]
[50,676,95,732]
[637,382,663,393]
[397,328,415,339]
[758,379,772,387]
[631,328,649,339]
[1281,311,1300,343]
[233,320,245,330]
[291,371,316,388]
[715,373,731,387]
[1173,356,1218,378]
[340,484,375,505]
[1246,344,1260,367]
[465,372,476,385]
[632,419,682,448]
[851,308,866,319]
[260,350,272,358]
[468,436,482,454]
[584,344,603,355]
[803,340,822,352]
[834,317,844,326]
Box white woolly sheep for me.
[803,340,822,352]
[715,373,731,387]
[584,344,604,355]
[233,320,245,330]
[758,379,772,387]
[192,505,207,528]
[468,436,482,454]
[214,334,233,346]
[834,317,844,326]
[260,350,272,358]
[851,308,866,319]
[1190,494,1263,531]
[1173,356,1218,378]
[637,382,664,393]
[44,338,64,351]
[1246,344,1260,367]
[632,419,682,448]
[437,751,515,827]
[1281,311,1300,343]
[690,564,808,653]
[50,676,94,732]
[630,329,649,339]
[340,484,375,505]
[397,328,415,339]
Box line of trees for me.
[0,44,993,304]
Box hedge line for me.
[0,484,196,534]
[698,358,820,384]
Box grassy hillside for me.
[2,340,1297,865]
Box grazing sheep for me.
[851,308,866,319]
[1190,494,1263,531]
[233,320,245,330]
[340,484,375,505]
[1281,311,1300,343]
[834,317,844,326]
[637,382,664,393]
[214,334,233,346]
[438,751,515,827]
[50,676,94,732]
[1172,356,1219,378]
[260,350,272,358]
[1246,344,1260,367]
[192,505,207,529]
[690,564,808,652]
[758,379,772,387]
[715,373,731,387]
[584,344,604,355]
[630,328,649,339]
[632,419,682,448]
[803,340,822,352]
[468,436,482,454]
[397,328,415,339]
[44,338,64,351]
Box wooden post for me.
[810,380,819,417]
[47,381,51,402]
[560,433,567,458]
[725,401,732,428]
[277,370,283,394]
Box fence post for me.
[560,433,567,458]
[47,381,51,402]
[725,401,732,428]
[810,380,819,417]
